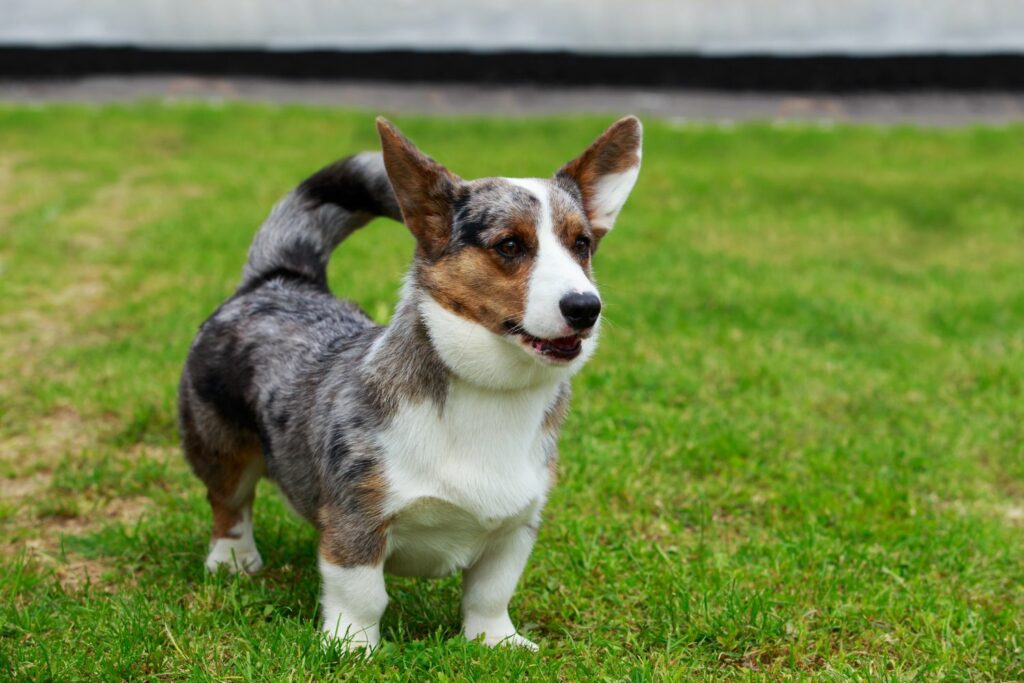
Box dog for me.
[178,116,642,652]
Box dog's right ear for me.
[376,117,460,259]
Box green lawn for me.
[1,105,1022,681]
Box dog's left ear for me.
[377,117,461,259]
[556,116,642,239]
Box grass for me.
[0,104,1022,681]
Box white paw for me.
[465,627,539,651]
[486,633,539,651]
[321,624,380,657]
[205,538,264,575]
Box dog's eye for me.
[495,237,524,259]
[573,235,592,259]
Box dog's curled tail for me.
[239,152,402,291]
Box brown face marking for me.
[416,178,544,336]
[549,187,597,273]
[318,461,390,567]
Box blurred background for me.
[2,0,1024,122]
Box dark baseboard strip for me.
[1,46,1023,91]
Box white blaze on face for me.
[507,178,599,340]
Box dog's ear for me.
[376,117,460,259]
[556,116,642,240]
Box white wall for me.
[2,0,1023,55]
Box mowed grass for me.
[1,105,1022,681]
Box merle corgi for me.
[179,116,642,651]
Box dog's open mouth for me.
[520,334,583,362]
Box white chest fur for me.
[378,378,560,577]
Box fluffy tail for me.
[240,152,402,290]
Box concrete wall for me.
[3,0,1023,55]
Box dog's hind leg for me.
[202,445,265,575]
[180,385,267,575]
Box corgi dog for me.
[179,116,642,652]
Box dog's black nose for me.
[559,292,602,330]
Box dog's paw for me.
[490,633,539,651]
[465,628,539,651]
[205,539,264,575]
[321,627,380,657]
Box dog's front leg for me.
[462,525,539,651]
[319,555,388,653]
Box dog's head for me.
[377,116,641,389]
